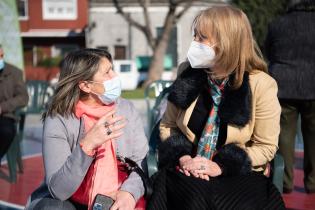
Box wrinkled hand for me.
[80,109,126,151]
[179,155,192,176]
[110,191,136,210]
[182,156,222,180]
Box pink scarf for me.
[72,100,118,209]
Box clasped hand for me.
[179,155,222,181]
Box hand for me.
[180,156,203,179]
[110,191,136,210]
[80,109,126,151]
[179,155,192,176]
[182,156,222,179]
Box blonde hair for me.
[192,5,267,89]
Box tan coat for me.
[160,70,281,172]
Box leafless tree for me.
[112,0,195,86]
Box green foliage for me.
[37,56,62,68]
[121,88,155,99]
[231,0,287,53]
[121,88,145,99]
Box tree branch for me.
[112,0,155,49]
[175,1,193,20]
[113,0,145,31]
[155,4,176,47]
[138,0,156,49]
[171,0,191,5]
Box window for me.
[114,46,126,60]
[52,44,79,57]
[120,64,131,72]
[23,45,33,66]
[23,46,51,67]
[17,0,28,19]
[156,26,178,69]
[97,46,109,51]
[42,0,77,20]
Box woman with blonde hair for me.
[148,5,285,210]
[26,49,148,210]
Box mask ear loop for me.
[86,80,106,97]
[192,39,217,50]
[87,80,103,85]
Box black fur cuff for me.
[158,133,193,169]
[212,143,252,176]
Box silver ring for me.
[104,121,110,128]
[106,127,112,135]
[200,165,206,170]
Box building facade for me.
[17,0,88,80]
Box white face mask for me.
[91,76,122,105]
[187,41,216,69]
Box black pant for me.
[0,116,16,161]
[33,198,87,210]
[278,99,315,192]
[148,169,285,210]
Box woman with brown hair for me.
[26,49,148,210]
[148,6,285,210]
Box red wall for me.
[20,0,88,32]
[25,66,59,81]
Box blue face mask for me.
[92,76,122,105]
[0,59,5,70]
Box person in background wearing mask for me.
[0,44,28,164]
[265,0,315,194]
[26,49,148,210]
[148,6,285,209]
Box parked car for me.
[113,60,139,90]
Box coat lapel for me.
[168,66,251,128]
[219,73,251,127]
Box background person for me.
[265,0,315,194]
[0,44,28,164]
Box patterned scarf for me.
[197,77,228,159]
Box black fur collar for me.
[168,66,252,127]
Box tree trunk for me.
[143,37,169,86]
[143,9,175,87]
[112,0,194,87]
